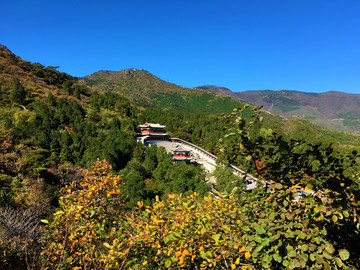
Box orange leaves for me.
[0,140,12,153]
[239,246,246,253]
[245,251,251,259]
[255,159,266,171]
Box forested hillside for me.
[1,44,360,269]
[81,69,360,147]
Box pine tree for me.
[10,80,26,105]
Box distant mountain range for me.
[197,86,360,133]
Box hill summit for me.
[81,69,247,114]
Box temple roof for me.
[173,145,190,153]
[138,123,165,128]
[145,132,169,136]
[173,156,191,161]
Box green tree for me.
[143,144,159,172]
[90,92,100,112]
[10,80,26,105]
[46,92,56,106]
[212,166,246,195]
[123,169,146,209]
[73,87,80,99]
[220,105,360,267]
[156,162,209,196]
[62,80,72,94]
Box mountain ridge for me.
[80,69,248,115]
[197,85,360,133]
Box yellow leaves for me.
[174,248,193,267]
[178,256,185,266]
[166,247,174,257]
[212,233,221,245]
[45,159,253,269]
[231,263,237,269]
[200,227,207,234]
[245,251,251,259]
[40,219,49,224]
[182,249,190,256]
[41,160,128,269]
[137,201,143,209]
[123,192,247,269]
[112,238,119,247]
[332,215,338,222]
[239,246,246,253]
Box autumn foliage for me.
[38,159,360,269]
[42,160,252,269]
[42,160,124,269]
[122,193,251,269]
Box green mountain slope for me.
[80,69,360,147]
[198,85,360,133]
[81,70,247,114]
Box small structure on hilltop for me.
[137,123,170,144]
[172,145,192,164]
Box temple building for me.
[172,145,192,164]
[138,123,167,136]
[137,123,170,143]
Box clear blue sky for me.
[1,0,360,93]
